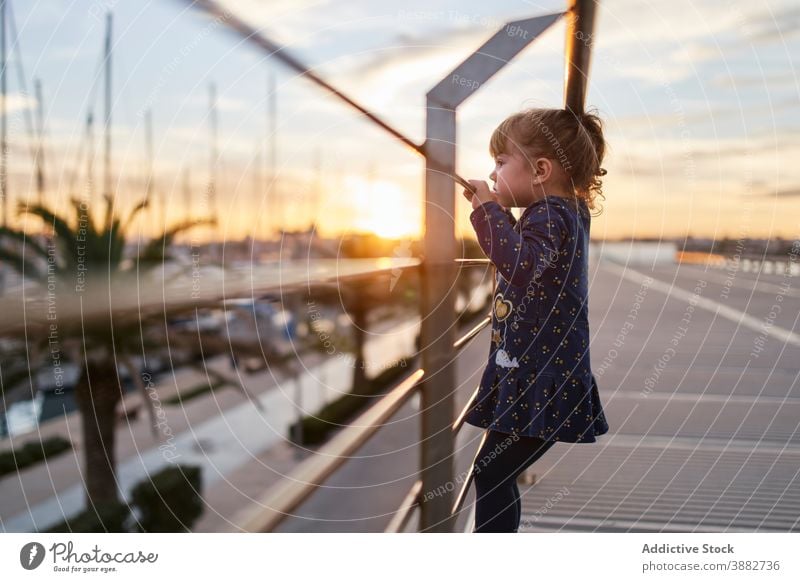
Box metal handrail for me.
[447,264,497,521]
[451,430,490,517]
[174,0,596,535]
[0,258,421,336]
[452,385,482,435]
[384,376,492,531]
[384,308,492,532]
[241,0,594,533]
[230,368,425,532]
[455,258,491,267]
[384,480,423,533]
[453,314,491,352]
[233,305,493,534]
[26,0,592,535]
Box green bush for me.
[129,464,203,532]
[42,464,204,533]
[163,380,225,405]
[44,501,132,533]
[0,436,72,477]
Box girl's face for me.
[489,143,540,208]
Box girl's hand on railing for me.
[463,179,499,210]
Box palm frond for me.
[17,200,78,273]
[0,247,43,280]
[17,201,76,247]
[162,217,217,244]
[0,225,49,260]
[122,197,149,233]
[135,217,217,268]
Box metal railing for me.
[174,0,597,533]
[227,258,496,533]
[0,0,597,533]
[233,368,427,533]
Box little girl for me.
[462,107,610,533]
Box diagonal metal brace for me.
[427,12,565,110]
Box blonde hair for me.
[489,107,607,215]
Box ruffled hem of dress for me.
[464,367,610,444]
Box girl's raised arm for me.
[469,200,567,287]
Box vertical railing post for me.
[418,103,459,532]
[420,12,564,532]
[564,0,598,113]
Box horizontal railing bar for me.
[384,479,423,533]
[455,258,491,267]
[453,315,491,352]
[453,309,492,430]
[230,368,425,532]
[453,385,481,435]
[451,429,490,519]
[0,258,421,336]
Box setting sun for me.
[346,176,420,239]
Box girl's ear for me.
[531,157,553,183]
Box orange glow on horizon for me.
[346,176,420,239]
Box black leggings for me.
[472,429,556,532]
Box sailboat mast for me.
[253,140,261,217]
[145,108,156,232]
[103,11,112,199]
[209,82,218,222]
[1,0,7,227]
[267,71,277,236]
[311,148,321,231]
[35,78,45,205]
[183,166,191,222]
[86,112,95,207]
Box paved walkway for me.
[517,258,800,532]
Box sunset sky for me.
[6,0,799,242]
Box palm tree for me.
[0,194,219,506]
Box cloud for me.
[753,187,800,198]
[740,4,800,43]
[213,0,363,49]
[333,24,488,80]
[610,97,800,137]
[710,72,799,89]
[595,0,800,86]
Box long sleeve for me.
[500,206,517,227]
[469,200,568,287]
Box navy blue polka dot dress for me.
[464,195,609,443]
